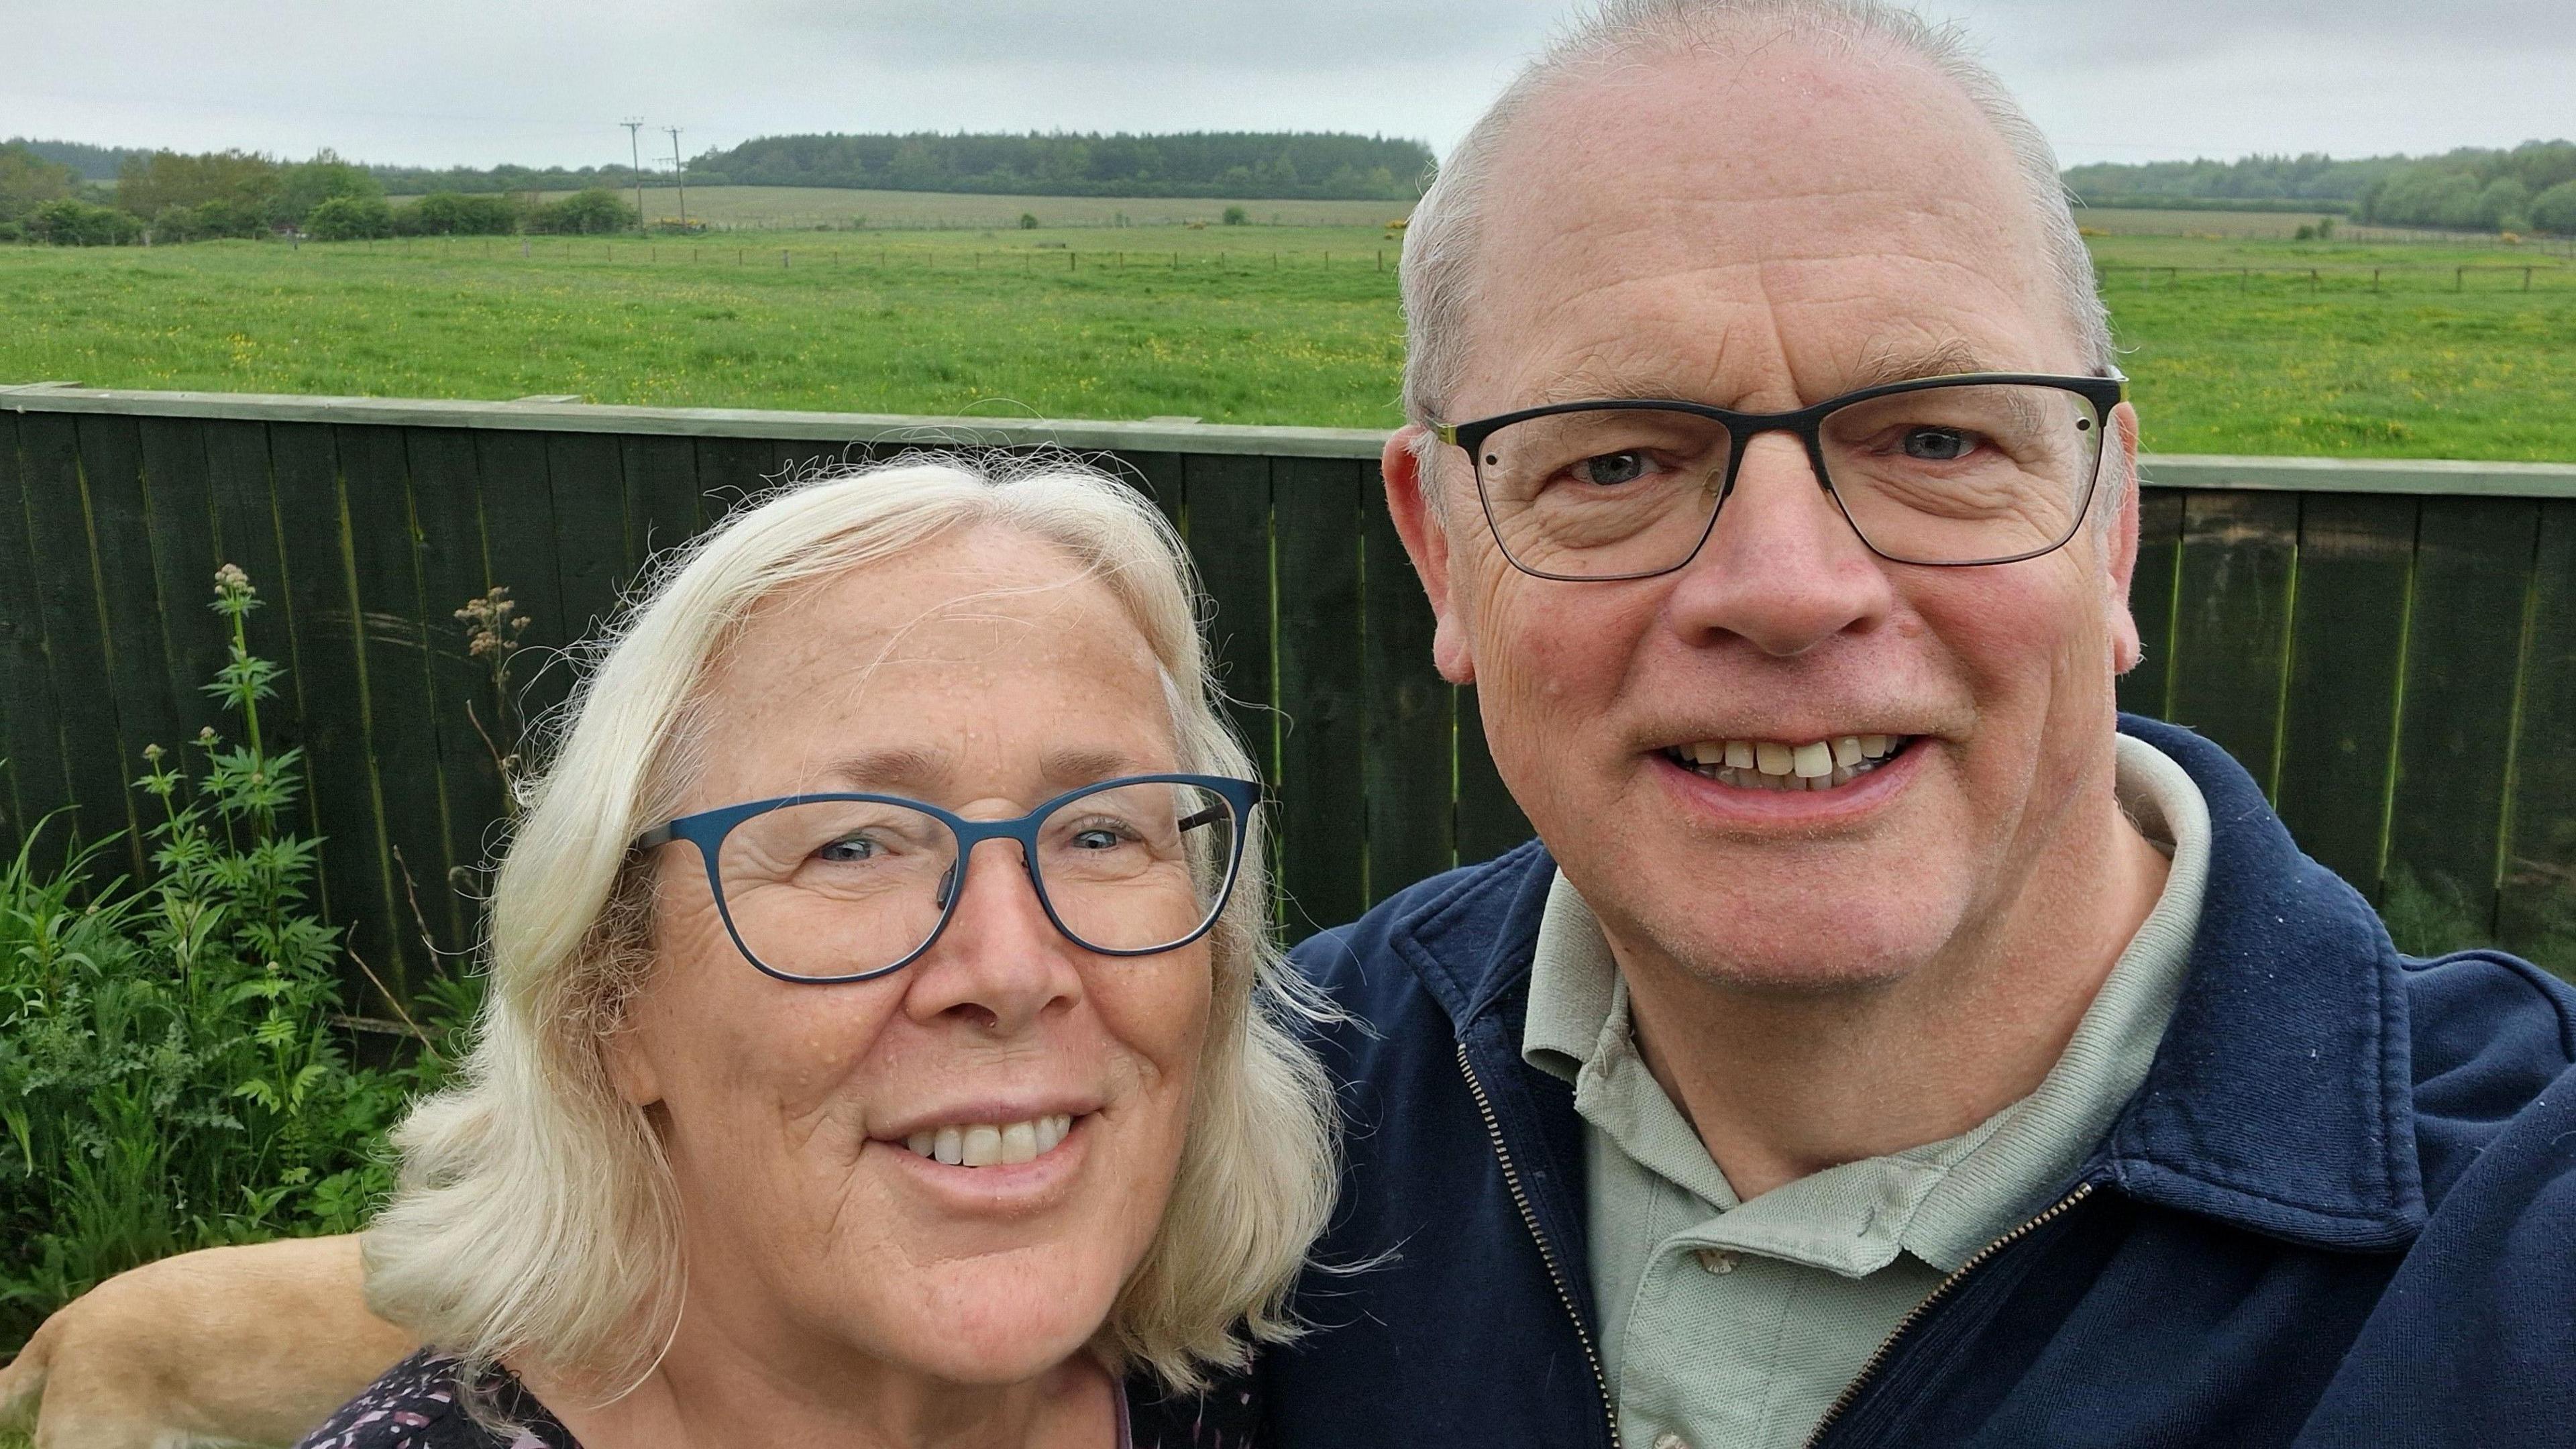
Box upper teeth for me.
[904,1115,1074,1167]
[1673,735,1905,790]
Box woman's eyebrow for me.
[1040,745,1152,790]
[816,745,951,796]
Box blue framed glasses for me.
[633,773,1261,984]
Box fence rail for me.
[5,386,2573,1010]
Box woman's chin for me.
[839,1257,1127,1385]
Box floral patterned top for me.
[299,1348,1262,1449]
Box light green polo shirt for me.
[1522,735,2210,1449]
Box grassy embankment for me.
[2,211,2572,458]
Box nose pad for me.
[934,862,958,912]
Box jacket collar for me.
[1386,714,2426,1252]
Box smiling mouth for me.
[902,1114,1080,1168]
[1663,734,1916,791]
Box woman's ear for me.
[602,1013,664,1108]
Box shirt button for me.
[1654,1433,1693,1449]
[1695,1248,1740,1275]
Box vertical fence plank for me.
[1360,475,1455,900]
[2499,499,2576,978]
[1184,453,1276,785]
[13,412,140,871]
[403,428,505,945]
[694,436,782,526]
[268,421,404,1009]
[619,434,704,576]
[136,419,229,736]
[333,425,453,998]
[1271,457,1368,934]
[2385,497,2544,933]
[2116,488,2184,720]
[543,433,631,649]
[1456,685,1535,865]
[0,412,70,863]
[2163,491,2299,785]
[2270,494,2417,888]
[1123,452,1187,540]
[72,415,191,868]
[475,431,571,727]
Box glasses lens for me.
[714,800,957,979]
[1820,384,2107,564]
[1035,780,1240,955]
[1469,409,1733,578]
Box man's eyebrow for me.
[1525,362,1688,407]
[1841,339,2001,392]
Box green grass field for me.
[3,213,2571,458]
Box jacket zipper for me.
[1801,1180,2099,1449]
[1456,1040,1625,1449]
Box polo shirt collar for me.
[1398,715,2426,1254]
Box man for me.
[1254,2,2576,1445]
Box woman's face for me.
[608,525,1216,1386]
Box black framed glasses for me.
[1436,371,2129,581]
[633,774,1260,985]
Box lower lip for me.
[1651,739,1928,827]
[876,1116,1093,1214]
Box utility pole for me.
[621,118,645,229]
[665,127,688,228]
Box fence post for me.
[781,249,788,268]
[2373,268,2381,292]
[2526,267,2534,292]
[2456,266,2465,292]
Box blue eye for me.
[1574,451,1651,486]
[1901,427,1976,461]
[817,835,881,863]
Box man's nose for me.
[900,838,1081,1037]
[1665,432,1894,655]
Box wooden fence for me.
[4,385,2573,1011]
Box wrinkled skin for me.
[1385,34,2169,1191]
[576,527,1205,1449]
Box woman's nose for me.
[900,838,1083,1036]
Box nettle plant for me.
[0,565,466,1345]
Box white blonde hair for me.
[363,453,1339,1400]
[1401,0,2116,429]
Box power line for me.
[665,125,687,229]
[621,118,644,231]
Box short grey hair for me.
[364,455,1339,1405]
[1400,0,2116,428]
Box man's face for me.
[1403,38,2143,993]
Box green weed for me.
[0,566,475,1352]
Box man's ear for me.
[2103,402,2147,676]
[1383,426,1477,686]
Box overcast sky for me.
[6,0,2569,170]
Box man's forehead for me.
[1521,337,2005,411]
[1456,34,2068,405]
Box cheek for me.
[1093,950,1214,1112]
[1473,568,1656,712]
[625,890,894,1135]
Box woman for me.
[306,455,1336,1448]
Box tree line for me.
[2067,141,2576,235]
[0,144,640,246]
[694,131,1432,200]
